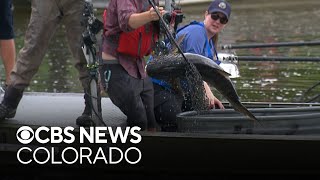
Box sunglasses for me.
[210,13,228,24]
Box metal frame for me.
[81,0,105,126]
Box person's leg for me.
[62,0,89,88]
[0,0,61,120]
[141,78,157,131]
[10,0,61,89]
[62,0,93,126]
[0,40,15,85]
[0,0,15,85]
[154,84,182,132]
[106,64,148,130]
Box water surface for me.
[2,0,319,103]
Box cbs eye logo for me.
[16,126,34,144]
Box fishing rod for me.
[236,56,320,62]
[306,94,320,103]
[300,81,320,103]
[221,40,320,50]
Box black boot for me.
[76,93,95,127]
[0,86,23,120]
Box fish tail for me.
[246,110,264,127]
[233,102,264,127]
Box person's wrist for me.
[149,7,161,21]
[149,10,156,21]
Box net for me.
[150,53,209,111]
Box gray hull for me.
[177,102,320,135]
[1,92,318,134]
[1,93,320,177]
[1,123,320,177]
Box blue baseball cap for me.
[208,0,231,20]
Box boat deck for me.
[0,92,127,127]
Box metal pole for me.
[221,41,320,50]
[165,0,172,11]
[237,56,320,62]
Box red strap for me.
[103,9,107,32]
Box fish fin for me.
[234,101,264,127]
[176,34,186,47]
[217,69,232,77]
[171,34,186,54]
[243,108,264,127]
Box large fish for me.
[147,53,261,124]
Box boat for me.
[177,102,320,135]
[1,92,318,132]
[0,92,320,177]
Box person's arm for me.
[179,28,207,55]
[128,7,164,29]
[203,81,225,109]
[117,1,165,31]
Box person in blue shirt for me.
[153,0,231,132]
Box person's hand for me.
[208,96,225,109]
[203,81,225,109]
[149,6,165,21]
[206,89,224,109]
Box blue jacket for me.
[176,21,220,64]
